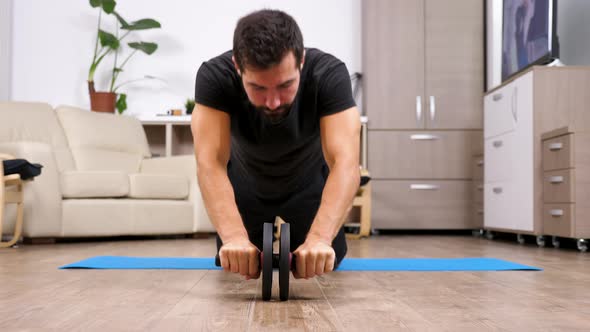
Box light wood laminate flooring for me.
[1,234,589,331]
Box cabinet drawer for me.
[543,203,574,237]
[472,181,484,203]
[473,202,484,228]
[368,131,471,179]
[485,131,518,183]
[543,134,574,171]
[472,156,484,180]
[543,169,575,203]
[484,180,534,232]
[484,83,515,139]
[372,180,472,229]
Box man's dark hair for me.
[233,9,304,72]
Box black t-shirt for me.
[194,48,356,199]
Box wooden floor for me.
[1,234,589,331]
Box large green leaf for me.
[98,30,120,49]
[89,0,101,8]
[116,93,127,114]
[128,42,158,55]
[101,0,116,14]
[122,18,161,30]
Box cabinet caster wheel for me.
[577,239,587,252]
[551,236,560,248]
[517,234,525,245]
[536,236,546,247]
[485,230,494,240]
[472,229,484,237]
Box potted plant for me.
[87,0,161,114]
[185,98,196,115]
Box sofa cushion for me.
[62,199,193,237]
[128,173,189,199]
[0,102,76,172]
[61,170,129,198]
[55,105,151,173]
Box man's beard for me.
[255,104,292,124]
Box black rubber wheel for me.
[279,223,290,301]
[262,222,273,301]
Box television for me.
[501,0,559,82]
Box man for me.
[191,9,360,280]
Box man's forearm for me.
[307,163,360,243]
[197,165,248,243]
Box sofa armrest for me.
[140,156,213,232]
[0,142,63,237]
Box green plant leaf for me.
[185,98,196,114]
[113,11,130,29]
[116,93,127,114]
[122,18,161,30]
[101,0,116,14]
[113,67,123,73]
[98,30,120,49]
[128,42,158,55]
[89,0,102,8]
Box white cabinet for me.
[484,66,590,239]
[484,71,534,232]
[484,82,516,139]
[485,180,533,231]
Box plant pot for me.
[89,91,116,113]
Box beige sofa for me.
[0,102,213,240]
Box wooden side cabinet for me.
[541,127,590,252]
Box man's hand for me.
[293,238,336,279]
[219,239,260,280]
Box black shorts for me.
[217,165,348,268]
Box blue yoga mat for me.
[59,256,541,271]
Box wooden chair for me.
[346,168,371,240]
[0,153,25,248]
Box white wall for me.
[486,0,503,90]
[10,0,361,117]
[556,0,590,66]
[0,0,12,101]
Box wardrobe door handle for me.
[549,142,563,151]
[416,96,422,124]
[410,184,440,190]
[493,140,503,148]
[493,187,503,194]
[410,134,440,141]
[429,96,436,123]
[492,93,503,101]
[550,209,564,217]
[549,176,564,184]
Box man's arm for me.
[311,106,361,241]
[191,103,259,279]
[293,106,361,278]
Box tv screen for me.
[502,0,555,81]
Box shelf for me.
[137,115,193,157]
